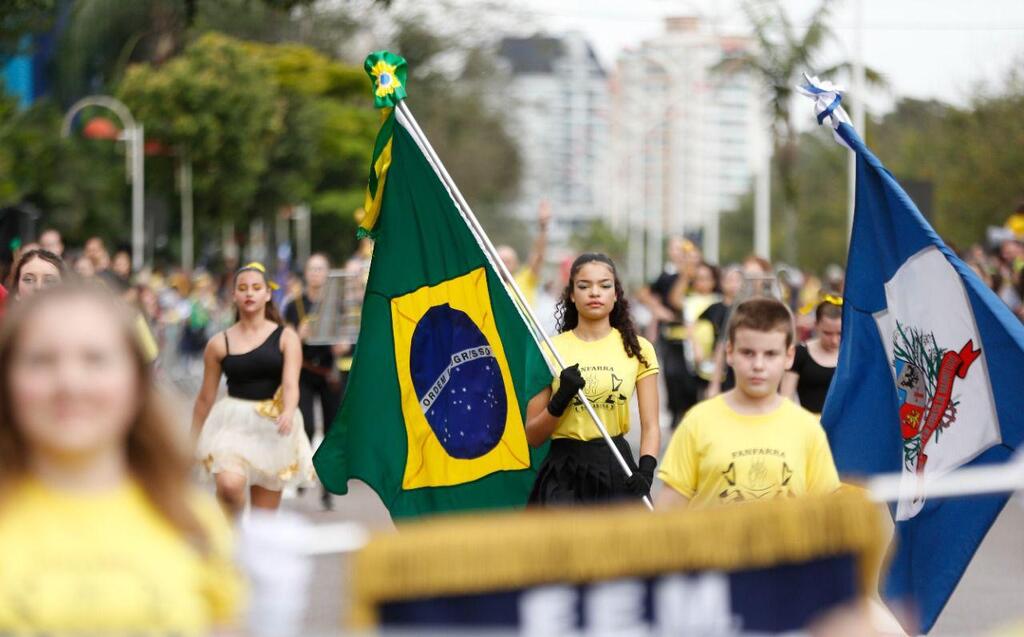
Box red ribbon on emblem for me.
[916,340,981,474]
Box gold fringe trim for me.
[350,489,885,628]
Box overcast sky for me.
[498,0,1024,117]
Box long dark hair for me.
[556,253,649,367]
[10,249,67,292]
[233,262,283,324]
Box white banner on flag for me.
[873,246,1001,520]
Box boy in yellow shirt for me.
[658,297,840,507]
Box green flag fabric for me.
[313,56,553,519]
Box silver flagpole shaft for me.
[396,100,653,511]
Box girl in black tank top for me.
[221,325,285,400]
[781,297,842,414]
[191,262,314,515]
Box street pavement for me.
[166,371,1023,635]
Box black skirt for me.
[528,435,639,506]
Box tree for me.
[385,12,525,252]
[717,0,884,265]
[720,73,1024,275]
[0,0,55,58]
[243,39,379,262]
[719,127,847,275]
[871,88,1024,249]
[117,32,283,236]
[570,220,627,267]
[0,91,135,245]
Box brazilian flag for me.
[313,52,553,518]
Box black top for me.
[283,294,334,370]
[649,271,683,341]
[699,301,735,390]
[222,325,284,400]
[699,301,730,343]
[791,343,836,414]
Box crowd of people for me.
[1,212,1023,633]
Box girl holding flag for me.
[192,262,314,515]
[525,253,661,505]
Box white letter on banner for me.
[584,579,647,637]
[654,573,738,635]
[520,585,579,637]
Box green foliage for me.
[720,81,1024,275]
[118,32,283,233]
[719,0,886,265]
[192,0,359,56]
[720,127,847,275]
[2,0,522,265]
[389,14,523,247]
[310,188,363,261]
[570,220,627,267]
[871,91,1024,249]
[0,92,133,244]
[0,0,55,57]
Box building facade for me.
[497,33,610,251]
[610,16,768,277]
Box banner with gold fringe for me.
[349,490,885,633]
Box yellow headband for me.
[237,261,280,290]
[821,294,843,306]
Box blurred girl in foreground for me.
[0,284,241,634]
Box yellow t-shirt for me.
[547,329,659,440]
[658,395,840,507]
[0,479,243,635]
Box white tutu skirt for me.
[196,396,316,491]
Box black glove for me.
[547,363,586,417]
[625,455,658,498]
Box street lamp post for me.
[62,96,145,272]
[178,153,194,272]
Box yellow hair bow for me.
[798,293,844,316]
[239,261,280,290]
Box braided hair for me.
[555,253,649,367]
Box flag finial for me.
[365,51,408,109]
[796,73,853,149]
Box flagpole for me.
[395,100,654,511]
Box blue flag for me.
[804,81,1024,633]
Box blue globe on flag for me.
[410,304,508,459]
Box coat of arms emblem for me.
[893,321,981,477]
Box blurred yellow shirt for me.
[658,395,840,507]
[135,313,159,363]
[547,329,659,440]
[513,267,538,307]
[0,479,243,635]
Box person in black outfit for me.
[703,265,744,397]
[638,238,702,425]
[781,297,842,414]
[283,253,347,509]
